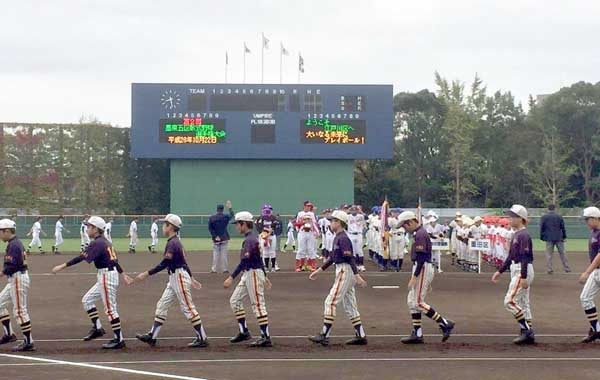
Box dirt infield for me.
[2,250,600,380]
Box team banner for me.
[468,238,491,252]
[432,238,450,251]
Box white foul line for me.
[0,353,209,380]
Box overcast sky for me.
[1,0,598,126]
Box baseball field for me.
[1,244,600,380]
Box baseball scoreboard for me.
[131,83,393,159]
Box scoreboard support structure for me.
[170,159,354,215]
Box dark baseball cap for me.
[217,204,224,211]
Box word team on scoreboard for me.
[131,84,393,159]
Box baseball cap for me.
[85,216,107,231]
[473,216,483,224]
[160,214,183,228]
[330,210,349,224]
[233,211,254,223]
[583,207,600,219]
[397,211,418,225]
[217,204,224,211]
[0,219,16,229]
[506,204,528,221]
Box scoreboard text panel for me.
[131,84,393,159]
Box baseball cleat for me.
[581,328,600,343]
[401,332,424,344]
[83,327,105,341]
[230,331,252,343]
[0,334,17,345]
[188,337,209,348]
[345,336,368,345]
[12,341,35,352]
[308,333,330,346]
[513,329,535,345]
[441,320,455,342]
[102,339,126,349]
[136,333,157,347]
[249,335,272,347]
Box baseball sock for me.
[425,308,448,327]
[150,316,166,338]
[585,308,599,332]
[264,258,270,269]
[86,308,102,330]
[271,258,276,268]
[38,246,42,252]
[190,315,207,340]
[0,315,13,336]
[235,310,248,333]
[351,316,366,338]
[257,315,269,338]
[412,313,423,337]
[322,315,334,337]
[527,319,533,330]
[20,321,32,344]
[110,317,123,342]
[514,311,530,330]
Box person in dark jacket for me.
[540,204,571,274]
[208,201,234,273]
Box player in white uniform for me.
[26,217,45,254]
[347,206,366,272]
[80,215,91,253]
[388,209,408,271]
[283,219,296,252]
[318,210,333,260]
[295,202,319,272]
[149,217,159,253]
[468,216,485,269]
[127,217,139,253]
[426,213,445,273]
[256,205,279,272]
[52,216,70,255]
[105,217,113,243]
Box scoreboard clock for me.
[131,83,393,159]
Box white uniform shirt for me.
[286,221,295,234]
[55,220,63,235]
[318,217,331,234]
[129,220,138,236]
[295,211,318,234]
[32,221,42,236]
[469,224,484,239]
[151,222,159,237]
[347,214,365,234]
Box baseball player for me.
[491,205,535,345]
[0,219,35,351]
[149,217,159,253]
[256,205,279,272]
[283,218,296,253]
[309,210,368,346]
[127,216,139,253]
[105,217,113,243]
[347,206,366,272]
[425,213,445,273]
[578,207,600,343]
[224,211,273,348]
[52,215,70,255]
[320,209,334,260]
[80,215,91,252]
[398,211,455,344]
[294,201,319,272]
[26,216,45,254]
[388,208,408,272]
[134,214,208,348]
[52,216,133,349]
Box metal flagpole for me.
[279,45,282,84]
[261,33,264,84]
[243,44,246,84]
[225,51,228,83]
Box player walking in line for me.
[127,216,139,253]
[80,215,91,252]
[578,207,600,343]
[308,210,368,346]
[134,214,208,348]
[491,205,535,345]
[256,205,279,272]
[397,211,455,344]
[283,218,296,253]
[0,219,35,351]
[388,208,407,272]
[149,216,159,253]
[105,217,113,243]
[52,215,70,255]
[52,216,133,349]
[26,216,46,254]
[347,205,367,272]
[224,211,273,348]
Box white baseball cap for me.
[0,219,16,229]
[330,210,349,224]
[507,204,528,221]
[234,211,254,223]
[473,216,483,224]
[85,216,106,231]
[583,207,600,219]
[398,211,418,225]
[160,214,182,228]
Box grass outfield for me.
[19,236,591,254]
